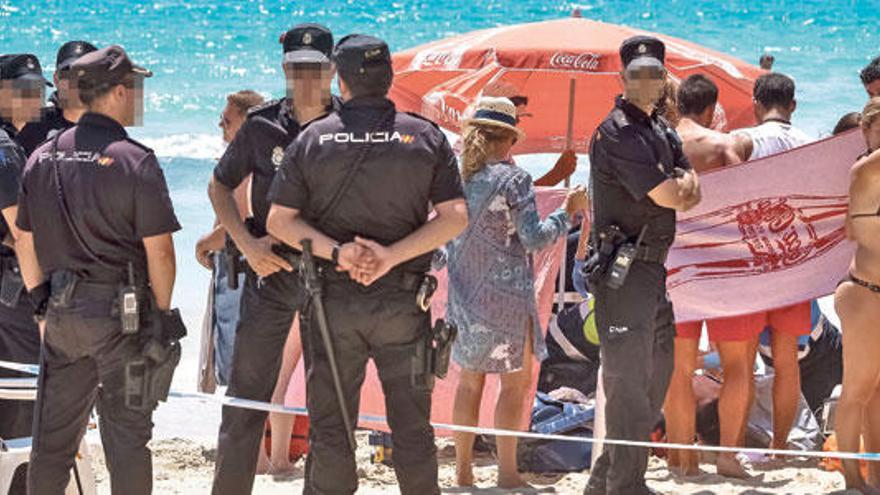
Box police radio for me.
[606,226,647,290]
[120,262,140,335]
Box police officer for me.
[14,45,181,494]
[584,36,701,495]
[209,23,340,494]
[17,41,99,156]
[267,34,468,494]
[0,53,49,441]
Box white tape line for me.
[0,360,40,376]
[4,360,880,462]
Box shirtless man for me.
[665,74,752,479]
[835,96,880,495]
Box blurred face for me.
[284,62,333,107]
[622,66,667,110]
[0,80,44,126]
[120,75,145,126]
[219,103,245,144]
[864,117,880,152]
[54,70,84,109]
[866,79,880,98]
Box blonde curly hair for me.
[460,123,518,182]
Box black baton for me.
[300,239,356,453]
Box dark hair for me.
[339,66,393,98]
[677,74,718,116]
[753,72,795,109]
[832,112,861,135]
[226,90,264,115]
[78,77,134,106]
[861,56,880,86]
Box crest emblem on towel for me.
[302,33,312,45]
[272,147,284,168]
[638,44,647,54]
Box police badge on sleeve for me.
[272,146,284,168]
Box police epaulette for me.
[124,137,154,155]
[247,98,283,119]
[611,110,632,128]
[404,111,441,130]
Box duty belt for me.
[634,245,669,265]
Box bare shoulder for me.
[851,148,880,181]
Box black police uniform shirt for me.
[0,122,26,258]
[213,96,341,235]
[16,112,181,283]
[16,93,75,158]
[269,96,464,274]
[590,95,691,250]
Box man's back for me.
[272,96,461,273]
[17,112,179,283]
[677,118,741,173]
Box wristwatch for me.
[331,244,341,266]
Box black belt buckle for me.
[416,275,437,312]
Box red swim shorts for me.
[675,314,762,342]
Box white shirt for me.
[734,120,812,160]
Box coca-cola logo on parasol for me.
[549,52,602,71]
[420,52,455,68]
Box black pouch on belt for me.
[49,270,80,308]
[0,258,25,308]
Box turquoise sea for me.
[2,1,878,396]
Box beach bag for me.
[517,392,594,473]
[262,415,309,460]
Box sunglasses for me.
[625,67,667,80]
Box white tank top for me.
[735,121,812,160]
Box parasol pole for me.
[556,78,577,311]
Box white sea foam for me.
[141,133,225,160]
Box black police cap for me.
[72,45,153,89]
[56,40,98,72]
[333,34,392,77]
[619,35,666,71]
[0,54,52,86]
[280,23,333,65]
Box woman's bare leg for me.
[268,315,303,475]
[494,332,534,489]
[664,337,700,476]
[835,283,880,493]
[453,368,486,486]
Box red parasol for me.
[390,15,764,155]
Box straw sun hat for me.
[462,96,526,139]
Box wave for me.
[141,133,226,160]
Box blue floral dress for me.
[439,162,570,373]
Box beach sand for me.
[89,431,847,494]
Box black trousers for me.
[28,297,153,495]
[303,277,438,495]
[586,262,675,495]
[212,268,304,495]
[0,295,40,440]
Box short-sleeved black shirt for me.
[213,96,340,235]
[16,112,181,284]
[16,95,75,158]
[0,121,26,257]
[589,96,691,250]
[269,96,464,274]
